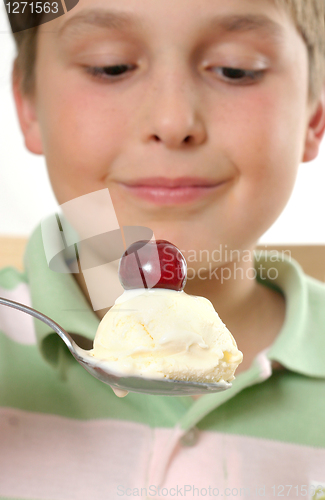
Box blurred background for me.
[1,6,325,243]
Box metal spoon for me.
[0,297,231,396]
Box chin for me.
[140,223,191,249]
[118,211,217,256]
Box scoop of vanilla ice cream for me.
[90,289,243,383]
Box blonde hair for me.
[12,0,325,102]
[274,0,325,102]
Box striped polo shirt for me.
[0,225,325,500]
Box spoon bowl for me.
[0,297,232,396]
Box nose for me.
[142,66,207,149]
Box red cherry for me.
[118,240,187,291]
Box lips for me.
[119,177,227,205]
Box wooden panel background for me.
[0,237,28,272]
[0,237,324,282]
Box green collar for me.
[24,223,99,366]
[256,251,325,378]
[24,223,325,378]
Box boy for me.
[1,0,325,498]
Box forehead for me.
[51,0,294,45]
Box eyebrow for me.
[209,13,286,43]
[57,9,141,38]
[58,9,285,44]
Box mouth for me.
[118,177,228,205]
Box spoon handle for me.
[0,297,76,354]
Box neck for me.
[184,255,258,323]
[184,250,286,373]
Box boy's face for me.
[25,0,315,261]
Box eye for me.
[210,67,264,84]
[86,64,136,80]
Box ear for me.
[12,61,43,155]
[302,85,325,163]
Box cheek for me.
[36,66,132,200]
[206,85,307,244]
[219,86,305,198]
